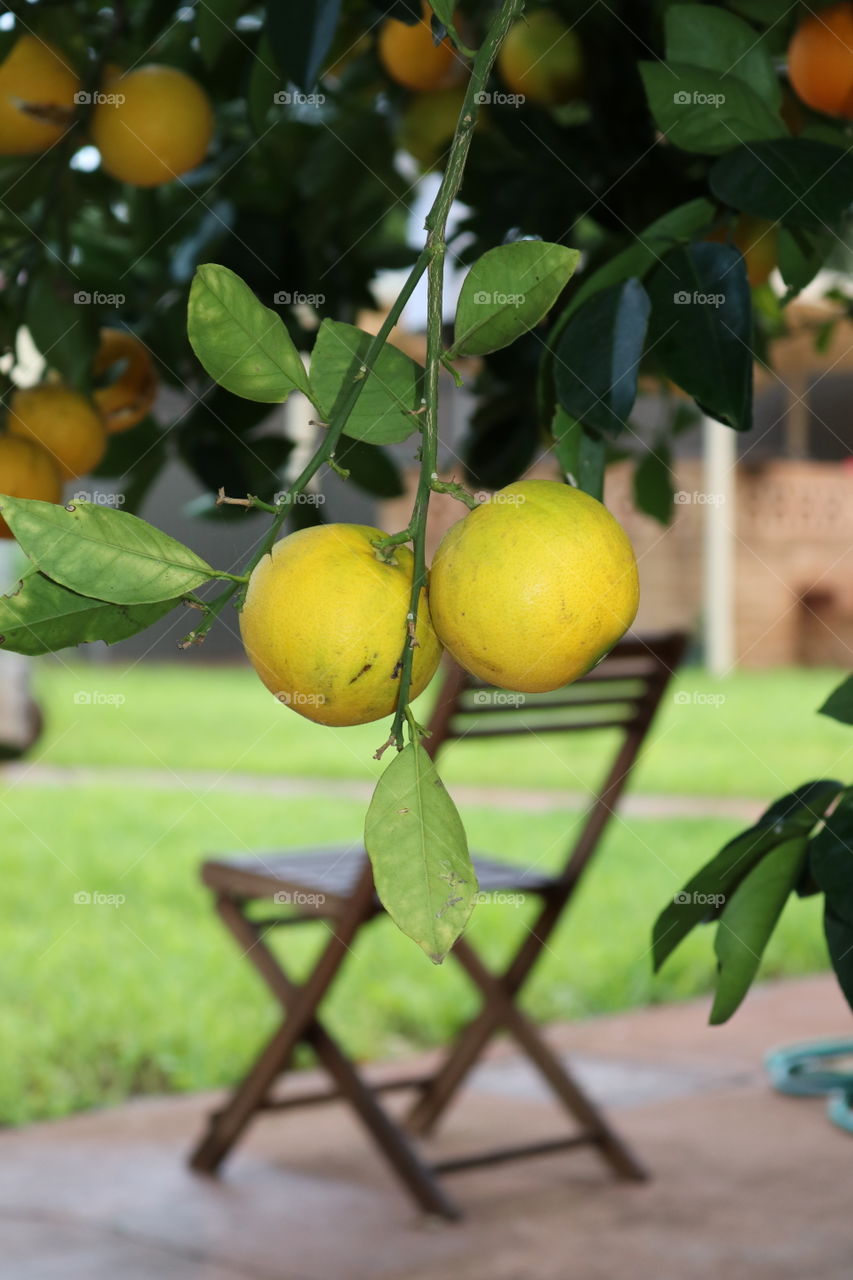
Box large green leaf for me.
[364,742,477,963]
[188,264,310,402]
[809,791,853,928]
[26,269,98,392]
[451,242,579,358]
[665,5,781,109]
[0,498,218,605]
[334,438,405,498]
[633,447,674,525]
[554,278,650,438]
[710,836,807,1024]
[824,907,853,1015]
[552,409,606,500]
[710,140,853,228]
[309,320,423,445]
[0,571,180,656]
[818,675,853,726]
[639,62,784,155]
[645,242,753,431]
[266,0,342,89]
[653,779,843,970]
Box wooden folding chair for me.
[190,630,687,1219]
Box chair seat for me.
[202,846,556,914]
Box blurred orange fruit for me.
[0,434,63,537]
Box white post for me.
[702,416,736,675]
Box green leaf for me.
[364,741,477,963]
[334,438,405,498]
[554,278,650,437]
[634,447,674,524]
[710,836,807,1023]
[639,62,784,155]
[824,907,853,1016]
[0,498,218,605]
[248,33,281,134]
[0,571,180,656]
[25,270,98,392]
[309,320,423,445]
[665,5,781,109]
[809,791,853,928]
[196,0,244,67]
[451,241,580,358]
[653,779,842,970]
[710,140,853,228]
[645,242,753,431]
[777,225,830,294]
[818,676,853,726]
[266,0,342,90]
[552,410,606,500]
[188,264,310,402]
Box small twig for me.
[429,475,480,510]
[216,488,279,513]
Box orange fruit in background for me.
[378,3,465,92]
[91,64,214,186]
[0,34,80,156]
[240,524,443,727]
[497,9,584,107]
[0,434,63,537]
[707,214,778,288]
[787,1,853,119]
[8,386,107,480]
[429,480,638,693]
[93,328,158,433]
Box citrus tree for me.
[1,0,853,972]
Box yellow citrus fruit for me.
[91,64,214,187]
[93,328,158,433]
[399,85,470,171]
[706,214,778,288]
[8,386,107,481]
[788,1,853,120]
[0,434,63,537]
[0,34,80,156]
[240,524,443,727]
[498,9,583,107]
[378,3,465,92]
[429,480,639,692]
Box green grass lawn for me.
[0,779,828,1125]
[31,659,853,798]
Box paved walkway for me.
[1,762,765,821]
[4,975,852,1279]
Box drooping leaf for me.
[653,779,843,970]
[710,139,853,228]
[451,241,579,357]
[310,319,422,444]
[553,278,650,437]
[188,264,310,402]
[25,269,98,391]
[777,225,831,294]
[552,408,606,501]
[639,62,784,155]
[665,5,781,109]
[266,0,342,89]
[634,447,674,524]
[0,571,180,656]
[819,676,853,726]
[809,791,853,928]
[710,836,807,1023]
[364,741,477,963]
[0,497,218,605]
[334,438,405,498]
[824,907,853,1015]
[645,241,753,431]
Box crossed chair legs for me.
[189,889,647,1219]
